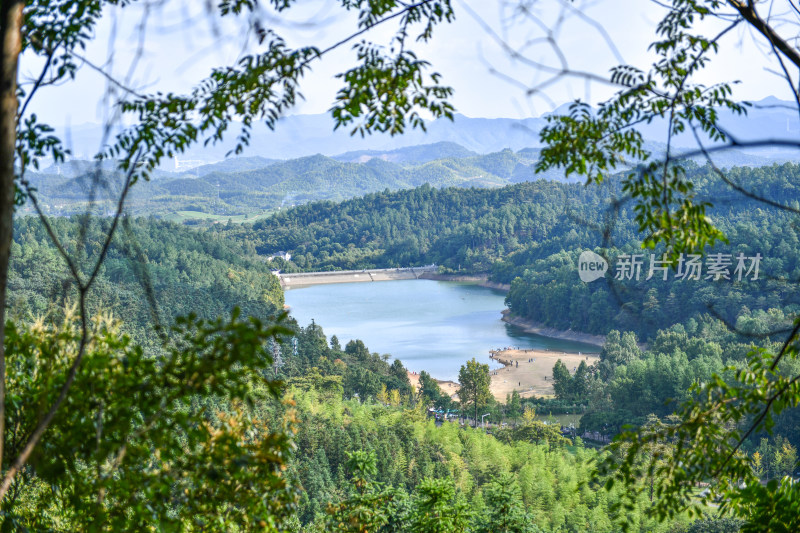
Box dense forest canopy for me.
[8,217,284,348]
[6,172,795,530]
[10,164,800,516]
[4,213,713,531]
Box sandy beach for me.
[487,348,599,401]
[407,347,600,403]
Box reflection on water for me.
[285,279,599,381]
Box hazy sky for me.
[26,0,793,126]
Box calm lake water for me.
[285,279,599,381]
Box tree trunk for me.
[0,0,24,470]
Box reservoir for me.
[285,279,600,381]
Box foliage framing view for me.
[528,1,800,530]
[0,0,456,529]
[0,0,799,532]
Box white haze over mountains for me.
[53,96,800,171]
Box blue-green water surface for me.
[285,279,598,381]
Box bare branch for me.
[18,44,55,120]
[728,0,800,69]
[457,0,622,95]
[687,123,800,216]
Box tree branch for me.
[0,157,140,502]
[727,0,800,70]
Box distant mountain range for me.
[52,96,800,166]
[30,139,800,224]
[23,96,800,224]
[332,141,478,164]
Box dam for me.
[277,265,437,288]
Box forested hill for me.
[218,163,800,341]
[332,140,478,163]
[25,140,795,226]
[14,162,797,344]
[8,218,284,348]
[22,147,566,222]
[217,179,622,272]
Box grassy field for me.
[165,210,274,224]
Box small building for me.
[267,251,291,261]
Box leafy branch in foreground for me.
[536,2,745,258]
[1,0,458,511]
[2,307,298,531]
[598,320,800,532]
[105,0,455,184]
[533,1,800,529]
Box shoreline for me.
[421,276,606,347]
[285,271,609,402]
[280,266,436,288]
[501,310,606,347]
[409,347,602,403]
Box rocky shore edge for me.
[501,310,606,348]
[419,273,605,347]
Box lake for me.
[285,279,599,381]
